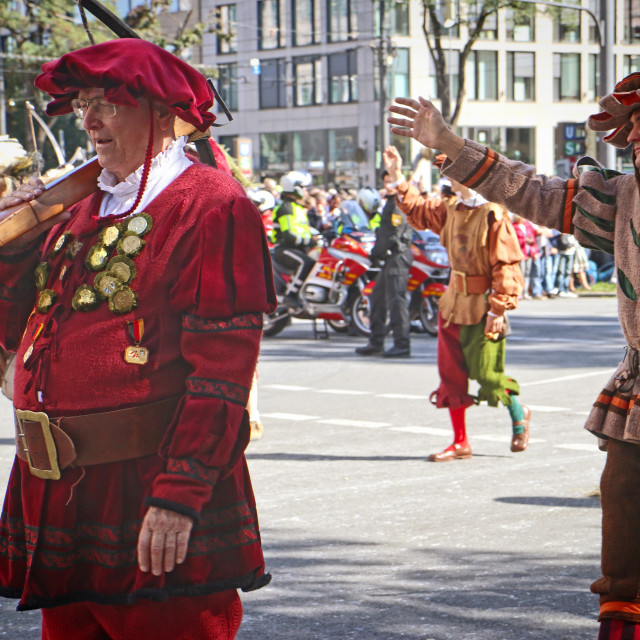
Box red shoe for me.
[428,443,473,462]
[511,405,531,452]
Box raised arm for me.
[387,97,465,161]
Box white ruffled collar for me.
[98,137,187,196]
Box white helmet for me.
[248,188,276,213]
[280,171,312,197]
[357,187,382,215]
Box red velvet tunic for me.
[0,163,276,610]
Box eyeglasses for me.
[71,97,117,119]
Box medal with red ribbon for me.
[23,322,45,364]
[124,318,149,365]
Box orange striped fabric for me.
[601,601,640,616]
[562,179,577,233]
[466,149,498,189]
[594,390,632,415]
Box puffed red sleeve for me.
[0,239,43,351]
[148,194,276,520]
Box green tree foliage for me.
[1,0,213,170]
[420,0,535,127]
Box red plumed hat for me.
[34,39,215,132]
[588,72,640,149]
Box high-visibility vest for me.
[272,200,312,245]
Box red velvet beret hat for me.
[34,39,215,132]
[588,72,640,148]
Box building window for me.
[626,54,640,75]
[428,49,459,103]
[216,4,237,54]
[506,52,535,101]
[260,132,290,172]
[553,53,580,101]
[216,63,238,111]
[552,1,581,43]
[259,58,287,108]
[587,53,600,102]
[293,0,318,46]
[466,50,497,101]
[505,5,535,42]
[328,50,358,103]
[506,127,535,164]
[387,48,410,100]
[327,0,356,42]
[466,126,500,149]
[293,129,326,173]
[294,56,322,106]
[468,1,497,40]
[328,127,358,185]
[258,0,281,49]
[586,0,599,43]
[624,0,640,43]
[390,0,409,35]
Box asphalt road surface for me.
[0,295,622,639]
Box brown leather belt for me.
[14,396,180,480]
[450,270,491,296]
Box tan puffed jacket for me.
[395,181,524,326]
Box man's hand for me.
[484,313,505,340]
[382,146,403,182]
[387,97,465,161]
[137,506,194,576]
[0,176,45,211]
[0,177,71,248]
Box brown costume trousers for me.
[592,439,640,622]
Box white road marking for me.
[261,412,319,421]
[526,405,571,412]
[381,393,430,400]
[318,418,391,428]
[519,369,612,387]
[265,384,311,391]
[391,426,451,436]
[555,443,600,451]
[316,389,371,395]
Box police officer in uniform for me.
[272,171,315,306]
[355,175,414,358]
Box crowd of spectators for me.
[247,171,614,299]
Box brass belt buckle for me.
[15,409,61,480]
[453,270,467,295]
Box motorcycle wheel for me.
[327,318,350,333]
[262,312,291,337]
[419,295,439,336]
[347,292,392,337]
[347,292,372,337]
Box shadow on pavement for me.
[496,496,600,509]
[239,536,599,640]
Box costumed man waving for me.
[0,39,275,640]
[387,74,640,639]
[383,146,531,461]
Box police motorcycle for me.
[407,229,449,335]
[263,196,376,337]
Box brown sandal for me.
[511,405,531,452]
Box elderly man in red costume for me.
[0,38,275,640]
[388,72,640,640]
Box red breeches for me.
[41,590,242,640]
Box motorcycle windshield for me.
[338,200,371,232]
